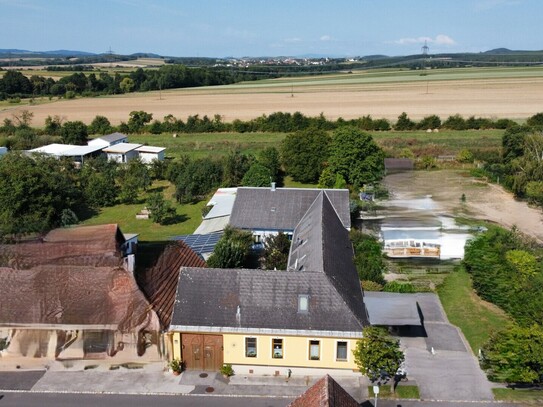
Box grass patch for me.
[81,180,207,241]
[283,176,318,189]
[492,388,543,404]
[437,268,510,353]
[368,385,420,399]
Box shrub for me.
[383,281,416,293]
[361,280,383,291]
[220,363,234,377]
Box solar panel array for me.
[171,232,223,254]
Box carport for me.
[364,291,422,327]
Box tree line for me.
[0,64,265,100]
[475,115,543,206]
[463,227,543,385]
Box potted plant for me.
[168,358,183,375]
[220,363,234,378]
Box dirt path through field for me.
[385,170,543,243]
[2,76,543,126]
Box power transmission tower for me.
[421,40,429,56]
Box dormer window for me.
[298,295,309,313]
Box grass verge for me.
[493,388,543,404]
[437,268,510,353]
[368,385,420,399]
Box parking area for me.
[399,293,494,402]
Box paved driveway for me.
[399,293,494,402]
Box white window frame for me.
[271,337,284,359]
[244,336,257,358]
[308,339,321,361]
[335,340,349,362]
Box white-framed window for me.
[298,295,309,313]
[309,339,320,360]
[336,341,348,361]
[272,338,283,359]
[245,337,257,358]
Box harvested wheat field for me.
[2,67,543,126]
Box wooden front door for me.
[181,334,223,371]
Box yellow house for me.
[166,192,369,374]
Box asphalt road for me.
[0,393,522,407]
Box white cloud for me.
[394,34,456,46]
[284,37,302,43]
[320,35,331,41]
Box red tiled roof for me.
[288,375,359,407]
[137,241,206,329]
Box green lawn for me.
[368,385,420,399]
[493,388,543,404]
[283,176,317,189]
[437,268,510,353]
[81,180,207,242]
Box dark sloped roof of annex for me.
[229,187,351,231]
[96,132,128,143]
[170,191,368,333]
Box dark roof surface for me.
[288,375,359,407]
[364,291,422,326]
[171,192,368,333]
[171,267,365,332]
[288,192,369,327]
[137,242,206,329]
[99,132,128,143]
[171,232,223,255]
[229,187,350,231]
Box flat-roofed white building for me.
[0,146,9,157]
[135,145,166,163]
[28,143,104,164]
[103,143,143,163]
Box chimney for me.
[271,182,276,191]
[236,305,241,325]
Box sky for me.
[1,0,541,58]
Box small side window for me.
[272,338,283,358]
[336,341,348,361]
[245,337,257,358]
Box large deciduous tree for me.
[281,128,330,183]
[60,121,88,145]
[0,153,81,238]
[328,127,385,188]
[206,227,254,269]
[353,327,405,383]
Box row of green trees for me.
[0,64,263,99]
[463,227,543,384]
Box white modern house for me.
[102,143,143,163]
[135,145,166,164]
[88,132,129,149]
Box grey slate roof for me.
[171,268,365,332]
[99,132,128,143]
[170,191,368,333]
[229,187,351,231]
[288,192,369,327]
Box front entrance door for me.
[181,334,223,371]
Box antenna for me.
[421,40,429,56]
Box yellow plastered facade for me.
[172,332,182,360]
[223,333,358,370]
